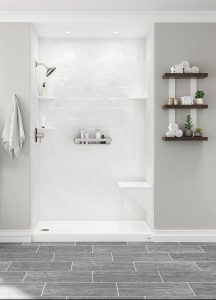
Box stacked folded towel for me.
[166,123,183,138]
[180,96,194,105]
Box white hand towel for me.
[166,130,176,137]
[175,129,183,138]
[2,95,25,158]
[168,123,179,132]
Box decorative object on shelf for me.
[166,123,183,138]
[168,98,174,105]
[181,96,194,105]
[170,60,200,74]
[40,116,46,129]
[101,134,106,144]
[195,90,205,104]
[193,128,203,137]
[74,137,112,145]
[96,129,101,144]
[184,114,193,137]
[174,98,179,105]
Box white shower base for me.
[32,221,153,242]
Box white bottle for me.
[96,129,101,144]
[41,82,48,96]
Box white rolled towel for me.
[192,66,199,73]
[166,130,176,138]
[184,66,192,73]
[168,123,179,132]
[175,129,183,138]
[180,60,190,68]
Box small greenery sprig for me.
[184,114,193,130]
[195,91,205,98]
[194,128,202,133]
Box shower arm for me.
[35,61,48,70]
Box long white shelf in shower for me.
[129,96,148,101]
[74,138,112,144]
[118,181,152,188]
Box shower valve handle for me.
[34,128,44,143]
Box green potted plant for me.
[184,114,193,137]
[193,128,202,137]
[195,90,205,104]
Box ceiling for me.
[0,0,216,11]
[1,0,216,38]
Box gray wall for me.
[154,23,216,230]
[0,23,31,230]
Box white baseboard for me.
[0,230,32,242]
[154,230,216,242]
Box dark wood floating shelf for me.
[163,104,208,109]
[163,136,208,141]
[162,73,208,79]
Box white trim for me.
[0,230,32,242]
[154,230,216,242]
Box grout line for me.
[21,242,25,246]
[92,245,93,253]
[199,245,206,253]
[52,252,55,262]
[5,261,12,271]
[127,242,129,246]
[133,261,137,271]
[193,261,201,271]
[111,252,114,262]
[157,270,164,283]
[92,271,94,283]
[146,246,149,253]
[116,282,119,297]
[177,242,181,246]
[187,282,196,296]
[75,241,76,245]
[70,261,73,271]
[36,245,40,253]
[168,252,174,262]
[22,271,28,283]
[41,282,46,297]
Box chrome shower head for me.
[46,67,56,77]
[35,61,56,77]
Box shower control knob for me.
[34,128,44,143]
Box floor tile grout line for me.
[92,271,93,283]
[116,282,119,297]
[193,261,202,271]
[52,252,56,262]
[70,261,73,271]
[22,271,28,283]
[111,252,114,262]
[41,282,46,297]
[167,252,174,262]
[157,270,164,283]
[36,245,40,253]
[5,261,12,271]
[187,282,197,297]
[199,245,206,253]
[177,242,181,246]
[92,245,93,253]
[133,261,137,271]
[145,246,149,253]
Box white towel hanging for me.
[2,94,25,158]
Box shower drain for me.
[40,228,50,231]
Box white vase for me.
[196,98,203,105]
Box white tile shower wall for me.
[39,38,147,220]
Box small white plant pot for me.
[196,98,203,105]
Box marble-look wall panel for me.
[38,38,146,220]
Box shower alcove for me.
[31,28,154,242]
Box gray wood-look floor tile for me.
[0,251,53,262]
[0,271,26,283]
[196,261,216,271]
[190,282,216,297]
[24,271,92,283]
[23,242,75,246]
[0,282,44,298]
[200,245,216,253]
[113,252,171,261]
[160,270,216,282]
[128,242,179,246]
[43,283,118,297]
[54,253,112,262]
[93,271,161,282]
[93,245,148,254]
[38,246,92,254]
[67,297,145,299]
[170,252,216,261]
[73,261,135,272]
[76,242,127,245]
[118,282,194,298]
[0,243,22,246]
[0,246,39,252]
[147,245,203,253]
[8,261,72,272]
[0,261,11,271]
[135,261,199,272]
